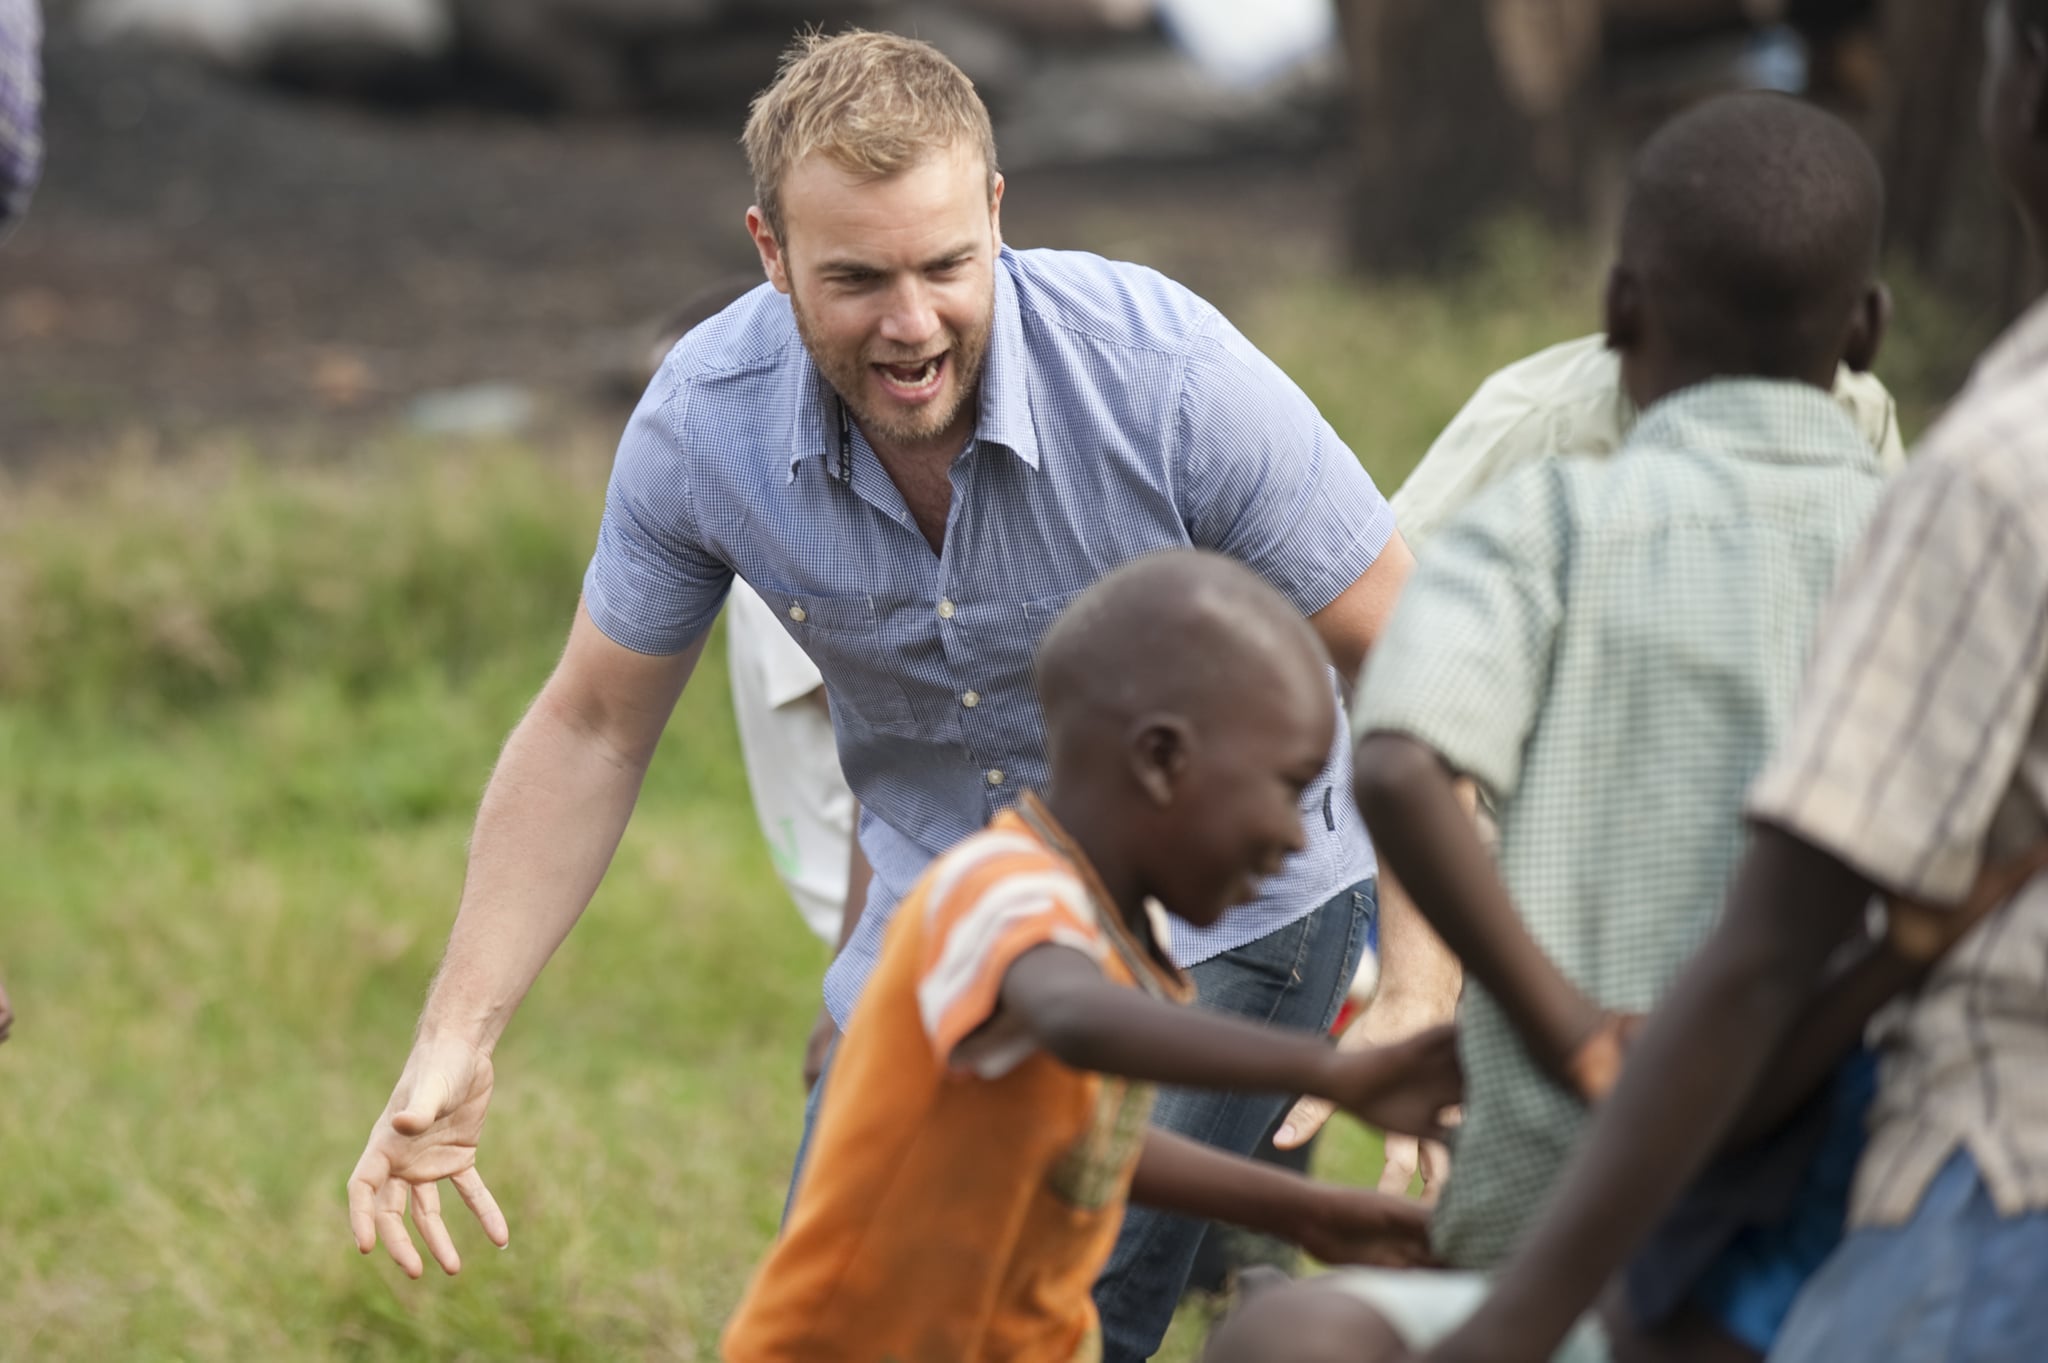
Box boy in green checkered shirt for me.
[1209,92,1901,1363]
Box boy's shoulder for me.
[912,816,1091,931]
[1915,305,2048,509]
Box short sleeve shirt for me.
[1748,297,2048,1230]
[582,247,1390,1022]
[1354,380,1888,1267]
[725,582,851,943]
[1390,335,1906,551]
[720,796,1191,1363]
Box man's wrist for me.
[415,1017,497,1059]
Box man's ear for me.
[746,206,791,294]
[1130,714,1193,809]
[990,172,1006,249]
[1602,263,1643,354]
[1843,281,1891,375]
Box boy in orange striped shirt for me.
[722,551,1461,1363]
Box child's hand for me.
[1292,1183,1439,1268]
[1888,840,2048,962]
[1326,1023,1462,1142]
[1564,1011,1643,1104]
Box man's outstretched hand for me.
[347,1037,510,1278]
[1324,1022,1463,1148]
[1277,994,1458,1200]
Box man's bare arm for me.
[1307,530,1415,688]
[347,598,703,1277]
[422,601,704,1049]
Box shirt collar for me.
[784,245,1039,481]
[1009,792,1191,1000]
[1629,378,1879,470]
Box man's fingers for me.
[347,1166,384,1255]
[452,1167,510,1248]
[1273,1095,1334,1151]
[1377,1135,1421,1196]
[411,1180,463,1276]
[374,1179,425,1279]
[392,1072,452,1137]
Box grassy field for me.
[0,240,1984,1361]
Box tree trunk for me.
[1336,0,1593,274]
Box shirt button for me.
[962,690,981,709]
[986,768,1005,787]
[787,604,807,623]
[937,598,956,620]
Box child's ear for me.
[1130,715,1192,809]
[1842,281,1891,375]
[1602,264,1643,354]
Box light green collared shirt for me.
[1355,379,1888,1268]
[1390,335,1906,551]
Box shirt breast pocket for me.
[953,589,1086,698]
[770,590,921,736]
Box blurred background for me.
[0,2,2032,1360]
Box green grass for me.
[0,240,1980,1361]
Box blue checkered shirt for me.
[586,246,1389,1025]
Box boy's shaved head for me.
[1203,1279,1404,1363]
[1034,550,1329,741]
[1618,92,1884,381]
[1033,550,1337,930]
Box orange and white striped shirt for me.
[723,795,1191,1363]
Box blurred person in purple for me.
[0,0,33,1037]
[0,0,40,232]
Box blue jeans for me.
[1093,879,1378,1363]
[783,1035,836,1226]
[1769,1150,2048,1363]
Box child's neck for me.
[1040,784,1152,938]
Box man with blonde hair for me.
[343,31,1454,1359]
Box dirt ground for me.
[1,20,1351,464]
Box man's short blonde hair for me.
[743,29,999,242]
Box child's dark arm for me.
[1723,932,1910,1146]
[998,945,1460,1141]
[1726,842,2048,1145]
[1129,1130,1436,1268]
[1422,826,1872,1363]
[1351,730,1605,1093]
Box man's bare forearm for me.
[417,607,703,1052]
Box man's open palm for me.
[347,1039,509,1278]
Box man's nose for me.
[876,280,940,347]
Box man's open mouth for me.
[873,353,947,400]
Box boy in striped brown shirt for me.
[721,550,1460,1363]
